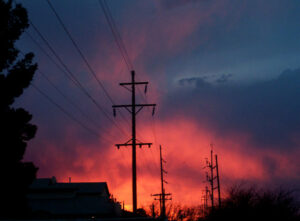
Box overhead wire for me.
[98,0,149,123]
[98,0,147,103]
[98,0,133,72]
[31,83,105,140]
[45,0,131,133]
[28,19,128,137]
[46,0,115,105]
[24,33,123,141]
[25,31,80,87]
[39,68,122,142]
[31,83,117,145]
[19,49,94,128]
[97,0,150,138]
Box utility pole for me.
[113,70,156,214]
[215,155,221,208]
[210,148,214,210]
[201,186,209,216]
[204,144,221,211]
[205,186,209,212]
[151,145,172,220]
[151,203,155,218]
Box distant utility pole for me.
[201,186,209,216]
[215,154,221,208]
[151,203,155,218]
[204,144,221,210]
[151,145,172,219]
[112,70,156,214]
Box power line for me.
[46,0,114,105]
[98,0,156,157]
[44,0,131,133]
[24,33,123,141]
[28,19,128,136]
[98,0,133,72]
[38,68,122,141]
[22,36,120,141]
[31,83,102,139]
[98,0,147,103]
[25,31,78,86]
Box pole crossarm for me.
[116,142,152,149]
[113,104,156,108]
[120,82,148,86]
[113,104,156,115]
[151,193,161,197]
[119,82,148,93]
[152,193,172,197]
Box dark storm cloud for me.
[163,68,300,150]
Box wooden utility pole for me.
[202,186,209,216]
[151,203,155,218]
[152,145,171,219]
[210,148,214,210]
[215,155,221,208]
[205,186,209,211]
[205,144,221,211]
[113,70,156,213]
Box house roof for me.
[30,177,110,195]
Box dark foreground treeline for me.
[205,186,300,221]
[150,186,300,221]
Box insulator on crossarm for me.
[152,107,155,116]
[113,108,116,117]
[144,85,148,94]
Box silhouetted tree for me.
[136,208,148,217]
[206,185,300,221]
[0,0,38,218]
[156,203,202,221]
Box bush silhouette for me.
[206,185,300,221]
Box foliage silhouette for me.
[206,185,300,221]
[146,186,299,221]
[0,0,38,218]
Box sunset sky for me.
[15,0,300,210]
